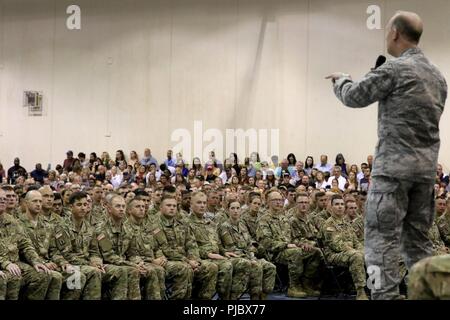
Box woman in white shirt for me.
[315,171,328,189]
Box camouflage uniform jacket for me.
[0,213,43,269]
[50,216,102,266]
[150,214,200,262]
[334,47,447,182]
[96,217,140,267]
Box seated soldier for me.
[256,189,313,298]
[96,194,146,300]
[0,189,50,300]
[288,193,325,296]
[50,191,127,300]
[436,197,450,247]
[408,254,450,299]
[150,196,218,299]
[189,191,247,300]
[18,191,64,300]
[38,186,63,226]
[219,200,276,300]
[345,199,364,243]
[308,192,330,231]
[321,194,368,300]
[125,197,193,300]
[0,241,21,300]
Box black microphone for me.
[374,55,387,69]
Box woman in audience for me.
[287,153,297,169]
[101,152,112,168]
[129,150,139,168]
[335,153,348,178]
[115,150,127,167]
[266,170,277,188]
[187,168,196,185]
[240,167,249,185]
[192,157,204,176]
[304,156,314,176]
[230,152,241,176]
[315,171,327,189]
[345,171,359,191]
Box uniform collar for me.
[400,47,422,57]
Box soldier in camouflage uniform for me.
[19,191,64,300]
[308,192,330,232]
[87,185,107,227]
[0,234,21,299]
[219,200,276,300]
[321,195,368,300]
[241,193,262,241]
[408,254,450,299]
[428,218,449,256]
[214,192,239,226]
[288,193,324,296]
[256,189,314,298]
[1,186,21,219]
[38,186,63,226]
[146,187,163,224]
[150,196,218,299]
[345,200,364,243]
[328,11,447,299]
[189,192,250,300]
[124,198,166,300]
[203,190,221,222]
[96,195,142,300]
[50,192,127,300]
[436,197,450,246]
[0,189,51,300]
[130,193,191,300]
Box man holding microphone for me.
[326,11,447,300]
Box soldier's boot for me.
[302,279,320,297]
[356,288,368,300]
[287,286,308,298]
[250,293,260,300]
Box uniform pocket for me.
[366,176,400,231]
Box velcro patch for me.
[97,234,105,241]
[152,228,161,235]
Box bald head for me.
[390,11,423,43]
[25,190,43,215]
[386,11,423,57]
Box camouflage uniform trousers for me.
[326,249,366,290]
[140,263,165,300]
[205,259,233,300]
[228,257,251,300]
[365,176,435,300]
[16,262,51,300]
[62,265,102,300]
[0,271,21,300]
[273,248,318,288]
[248,258,276,297]
[408,254,450,300]
[164,261,192,300]
[191,259,218,300]
[44,270,63,300]
[101,265,130,300]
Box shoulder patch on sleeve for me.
[55,233,63,239]
[97,234,105,241]
[152,228,161,235]
[326,227,336,232]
